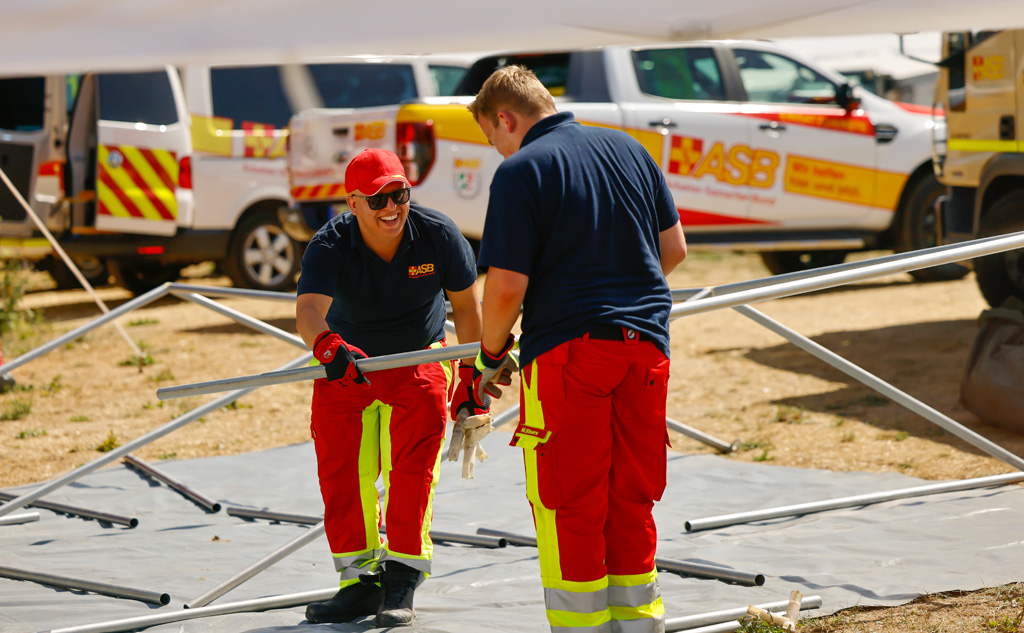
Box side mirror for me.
[836,83,861,111]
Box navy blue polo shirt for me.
[298,203,477,358]
[477,112,679,366]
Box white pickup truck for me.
[287,42,960,280]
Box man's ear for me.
[346,196,359,216]
[498,110,516,134]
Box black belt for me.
[586,324,654,343]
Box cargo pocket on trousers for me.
[647,364,670,502]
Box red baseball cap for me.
[345,148,411,196]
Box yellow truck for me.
[934,30,1024,306]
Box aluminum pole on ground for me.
[165,282,298,303]
[170,291,306,349]
[474,528,765,586]
[42,587,339,633]
[0,565,170,605]
[665,595,822,631]
[0,511,39,526]
[226,507,321,525]
[123,454,222,513]
[1,283,170,375]
[0,491,138,527]
[733,304,1024,472]
[0,165,142,358]
[0,353,312,520]
[670,231,1024,320]
[157,342,480,400]
[666,418,738,454]
[185,522,327,609]
[686,471,1024,532]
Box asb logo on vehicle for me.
[668,136,702,176]
[408,263,435,278]
[667,135,779,188]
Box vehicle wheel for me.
[42,255,110,289]
[108,259,183,296]
[759,250,848,275]
[222,209,303,292]
[974,192,1024,308]
[897,173,970,282]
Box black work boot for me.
[374,561,420,627]
[305,582,383,624]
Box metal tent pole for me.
[670,231,1024,320]
[0,491,138,527]
[169,291,306,349]
[0,511,39,526]
[685,471,1024,532]
[122,454,222,513]
[185,522,326,609]
[665,595,822,631]
[165,282,298,302]
[157,342,480,400]
[733,304,1024,472]
[226,507,321,525]
[666,417,738,454]
[474,528,765,586]
[42,587,339,633]
[0,352,312,520]
[0,165,142,358]
[0,283,170,375]
[491,403,521,430]
[0,565,169,605]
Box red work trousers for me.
[515,334,670,632]
[310,346,452,584]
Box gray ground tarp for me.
[2,437,1023,633]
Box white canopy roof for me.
[2,0,1021,75]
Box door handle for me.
[649,118,677,128]
[759,121,787,132]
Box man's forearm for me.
[481,268,528,355]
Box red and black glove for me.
[473,334,518,404]
[450,362,490,420]
[313,330,370,387]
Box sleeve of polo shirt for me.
[296,234,339,297]
[441,220,478,293]
[477,165,537,276]
[649,156,680,230]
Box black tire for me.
[42,255,111,289]
[222,209,303,292]
[108,259,183,296]
[974,192,1024,308]
[897,173,970,282]
[759,250,848,275]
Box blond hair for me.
[467,65,556,124]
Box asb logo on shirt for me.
[408,263,436,278]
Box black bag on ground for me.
[960,297,1024,431]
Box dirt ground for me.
[2,252,1023,631]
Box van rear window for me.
[211,66,293,129]
[98,71,179,125]
[0,77,45,131]
[309,63,418,108]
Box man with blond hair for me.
[468,65,687,633]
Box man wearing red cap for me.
[296,148,487,627]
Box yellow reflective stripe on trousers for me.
[548,608,612,630]
[608,570,659,608]
[360,401,384,551]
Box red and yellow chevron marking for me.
[668,136,703,176]
[291,183,348,202]
[97,145,178,221]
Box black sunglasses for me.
[350,188,411,211]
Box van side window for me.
[308,64,418,108]
[632,48,724,101]
[428,65,468,97]
[734,49,837,105]
[211,66,293,129]
[457,54,570,97]
[98,72,179,125]
[0,77,46,131]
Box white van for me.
[0,56,470,294]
